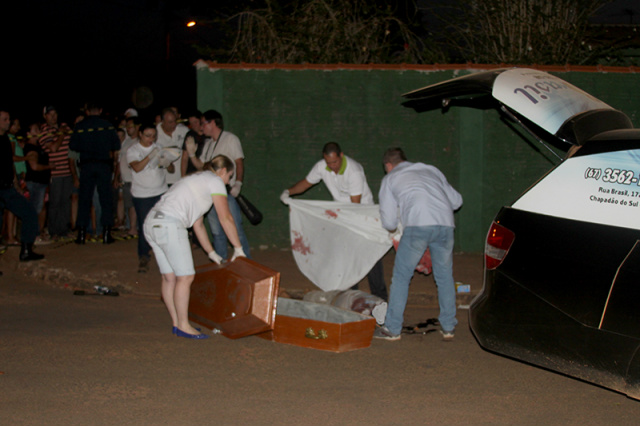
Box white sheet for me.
[288,199,395,291]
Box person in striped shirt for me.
[39,106,75,241]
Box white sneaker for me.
[373,326,401,341]
[440,329,455,341]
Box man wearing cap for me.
[114,116,141,237]
[39,106,75,241]
[123,108,138,119]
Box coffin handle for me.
[305,327,328,339]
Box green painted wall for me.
[195,66,640,253]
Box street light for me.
[166,20,198,61]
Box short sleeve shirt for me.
[39,123,72,178]
[305,155,374,204]
[153,171,227,228]
[199,131,244,185]
[118,137,137,183]
[155,123,189,184]
[127,142,168,198]
[24,143,51,184]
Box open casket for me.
[189,258,375,352]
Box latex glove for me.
[230,246,246,262]
[147,148,160,168]
[208,250,222,265]
[158,152,173,169]
[147,147,159,160]
[185,136,197,157]
[280,189,291,205]
[230,181,242,197]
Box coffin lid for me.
[189,257,280,339]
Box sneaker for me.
[373,325,401,341]
[34,235,53,246]
[440,329,455,341]
[52,235,73,243]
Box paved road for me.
[2,260,640,426]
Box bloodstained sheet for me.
[287,199,395,291]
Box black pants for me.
[133,194,162,259]
[0,187,38,244]
[77,163,114,229]
[352,258,387,301]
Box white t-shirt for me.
[118,136,137,183]
[153,171,228,228]
[305,155,374,204]
[156,122,189,184]
[199,131,244,185]
[127,142,169,198]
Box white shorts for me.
[143,210,194,276]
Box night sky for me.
[2,0,203,125]
[2,0,638,127]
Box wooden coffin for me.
[258,298,376,353]
[189,257,280,339]
[189,258,375,352]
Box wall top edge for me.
[193,59,639,74]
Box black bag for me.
[236,194,263,225]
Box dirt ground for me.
[3,238,640,426]
[8,236,483,306]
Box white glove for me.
[230,181,242,197]
[230,246,246,262]
[185,137,197,157]
[208,250,222,264]
[158,152,173,169]
[280,189,291,205]
[147,148,160,168]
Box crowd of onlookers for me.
[2,103,250,273]
[2,101,463,342]
[4,105,161,245]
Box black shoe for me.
[138,256,150,273]
[103,227,115,244]
[75,228,86,245]
[19,243,44,262]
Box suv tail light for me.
[485,222,515,270]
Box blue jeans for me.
[0,187,39,244]
[206,195,251,260]
[26,181,48,214]
[385,225,457,335]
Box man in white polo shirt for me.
[280,142,387,300]
[155,107,188,185]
